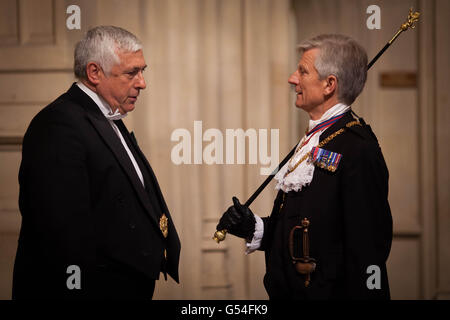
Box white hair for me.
[297,34,368,105]
[74,26,142,79]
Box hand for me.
[216,197,256,241]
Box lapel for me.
[65,83,162,229]
[128,131,171,215]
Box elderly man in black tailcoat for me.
[13,26,180,299]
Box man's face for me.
[97,49,147,114]
[288,48,327,113]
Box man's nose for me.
[288,71,299,85]
[135,71,146,90]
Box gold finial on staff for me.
[213,229,227,243]
[389,8,420,44]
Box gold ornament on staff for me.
[213,7,420,244]
[213,229,227,243]
[368,7,420,69]
[389,8,420,44]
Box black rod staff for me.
[213,8,420,243]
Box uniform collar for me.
[307,103,350,132]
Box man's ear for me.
[323,75,337,96]
[86,62,103,85]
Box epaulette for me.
[347,111,379,144]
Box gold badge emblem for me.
[159,213,168,238]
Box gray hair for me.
[297,34,367,105]
[74,26,142,79]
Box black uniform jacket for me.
[260,111,392,300]
[13,83,181,299]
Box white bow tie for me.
[105,109,127,120]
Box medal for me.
[309,147,342,172]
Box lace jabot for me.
[274,103,350,193]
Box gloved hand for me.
[216,197,256,241]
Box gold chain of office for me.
[284,120,361,178]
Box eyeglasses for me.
[289,217,317,287]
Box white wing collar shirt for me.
[76,81,145,187]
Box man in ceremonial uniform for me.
[13,26,180,299]
[217,34,392,299]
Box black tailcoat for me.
[13,83,181,299]
[260,111,392,300]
